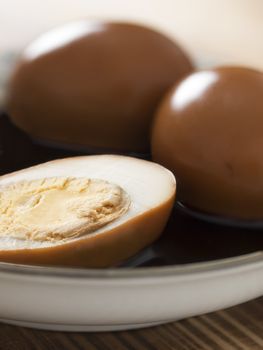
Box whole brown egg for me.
[151,66,263,220]
[7,20,193,154]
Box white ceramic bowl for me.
[0,252,262,331]
[0,52,262,332]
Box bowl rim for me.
[0,251,262,279]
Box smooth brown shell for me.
[7,21,193,153]
[152,66,263,220]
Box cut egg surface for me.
[0,155,175,267]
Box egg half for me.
[0,155,175,267]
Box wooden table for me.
[0,296,262,350]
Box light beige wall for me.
[0,0,262,68]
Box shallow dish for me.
[0,54,262,331]
[0,252,262,332]
[0,206,262,331]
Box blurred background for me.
[0,0,262,66]
[0,0,262,103]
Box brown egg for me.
[7,20,193,154]
[151,66,263,220]
[0,155,175,267]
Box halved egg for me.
[0,155,175,267]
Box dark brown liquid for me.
[1,112,262,268]
[145,207,263,266]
